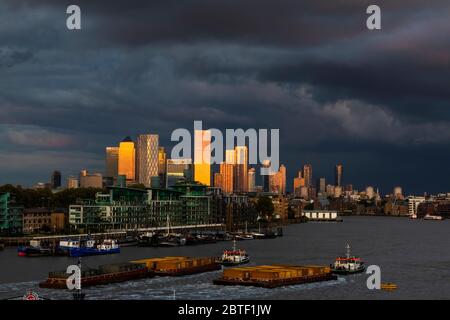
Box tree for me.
[256,196,274,219]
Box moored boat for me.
[424,214,444,221]
[331,244,366,275]
[17,240,55,257]
[68,239,120,257]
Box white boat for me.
[219,239,250,266]
[424,214,444,220]
[331,244,366,275]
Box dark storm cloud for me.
[1,0,450,193]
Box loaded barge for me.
[132,256,221,276]
[39,262,151,289]
[213,265,337,288]
[40,256,220,289]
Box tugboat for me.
[331,244,366,275]
[218,239,250,266]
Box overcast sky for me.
[1,0,450,194]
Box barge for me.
[132,256,221,276]
[213,264,337,288]
[39,262,151,289]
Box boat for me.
[331,244,366,275]
[158,215,186,247]
[381,282,398,291]
[424,214,444,220]
[68,239,120,257]
[17,240,55,257]
[213,264,337,288]
[235,221,254,240]
[57,238,94,255]
[39,260,151,289]
[410,214,418,219]
[218,239,250,266]
[137,232,160,247]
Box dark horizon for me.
[1,0,450,194]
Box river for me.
[1,216,449,299]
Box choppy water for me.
[1,217,449,300]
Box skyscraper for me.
[318,177,326,194]
[158,146,167,188]
[302,164,313,187]
[269,164,286,194]
[234,146,248,192]
[248,168,256,192]
[105,147,119,179]
[335,163,343,187]
[214,173,223,190]
[136,134,159,187]
[194,130,211,186]
[51,170,61,189]
[220,149,235,194]
[118,136,135,182]
[262,160,271,192]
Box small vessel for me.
[18,240,54,257]
[68,239,120,257]
[235,221,254,240]
[158,215,186,247]
[410,214,418,219]
[424,214,444,220]
[381,282,398,291]
[218,239,250,266]
[138,232,160,247]
[331,244,366,275]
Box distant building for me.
[365,186,375,199]
[194,130,211,186]
[0,192,23,234]
[158,147,167,188]
[167,158,193,187]
[393,186,403,199]
[335,163,343,187]
[317,177,326,194]
[302,164,313,187]
[408,196,426,217]
[219,150,235,194]
[105,147,119,179]
[293,171,305,196]
[234,146,248,192]
[248,168,256,192]
[79,170,103,188]
[67,176,79,189]
[334,186,343,198]
[269,164,286,194]
[51,170,62,189]
[23,208,51,233]
[118,136,135,182]
[136,134,159,187]
[262,160,271,192]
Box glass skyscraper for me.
[136,134,159,187]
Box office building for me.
[335,163,343,187]
[105,147,119,179]
[51,170,61,189]
[79,170,103,188]
[158,147,167,188]
[67,176,78,189]
[234,146,248,192]
[0,192,23,233]
[262,160,271,192]
[303,164,313,187]
[194,130,211,186]
[248,168,256,192]
[167,158,193,187]
[136,134,159,187]
[118,136,135,182]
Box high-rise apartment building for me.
[105,147,119,178]
[67,176,78,189]
[118,136,135,182]
[194,130,211,186]
[335,163,343,187]
[136,134,159,187]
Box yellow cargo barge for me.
[132,256,220,276]
[213,264,337,288]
